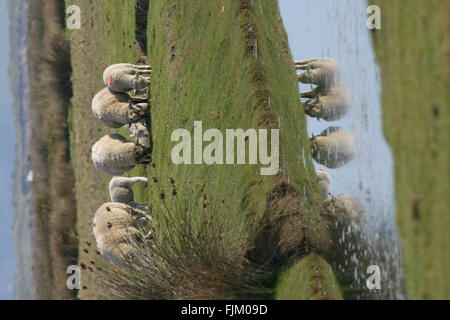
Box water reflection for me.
[280,0,405,299]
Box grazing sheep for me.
[316,169,331,200]
[295,57,338,88]
[91,133,151,176]
[310,127,355,168]
[109,176,149,211]
[124,119,150,146]
[92,87,149,128]
[324,195,362,226]
[302,83,352,121]
[103,63,152,93]
[93,202,152,268]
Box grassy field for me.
[64,0,380,299]
[371,0,450,299]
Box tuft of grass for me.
[371,0,450,299]
[84,187,270,300]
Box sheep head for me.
[303,96,322,118]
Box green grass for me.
[67,0,344,299]
[146,0,337,298]
[371,0,450,299]
[276,254,343,300]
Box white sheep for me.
[93,202,152,268]
[323,195,362,225]
[302,83,352,121]
[310,127,355,168]
[109,176,149,211]
[103,63,152,93]
[295,57,338,88]
[92,87,149,128]
[124,119,150,146]
[316,169,331,200]
[91,133,151,176]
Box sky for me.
[0,0,16,300]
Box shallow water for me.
[279,0,405,299]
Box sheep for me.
[103,63,152,93]
[91,133,151,176]
[316,169,331,200]
[324,195,362,226]
[302,82,352,121]
[295,57,338,88]
[93,202,152,268]
[109,176,149,211]
[124,119,150,146]
[92,87,149,128]
[310,127,355,168]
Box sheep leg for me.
[295,58,320,65]
[143,229,154,244]
[131,201,149,212]
[135,102,149,111]
[136,216,151,229]
[138,156,152,165]
[130,96,148,103]
[301,86,322,98]
[130,207,152,222]
[134,64,152,70]
[295,60,318,70]
[138,69,152,75]
[295,64,310,70]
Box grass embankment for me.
[67,0,360,299]
[371,0,450,299]
[144,0,341,299]
[28,0,77,299]
[275,254,342,300]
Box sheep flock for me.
[296,57,362,226]
[89,63,153,268]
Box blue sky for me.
[0,0,16,300]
